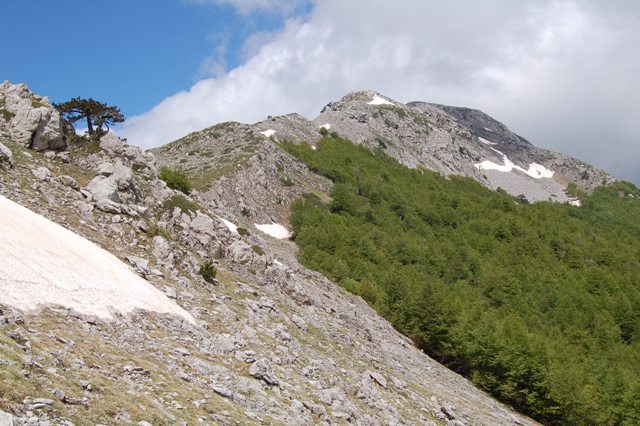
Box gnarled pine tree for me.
[55,97,124,138]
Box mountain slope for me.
[0,83,539,424]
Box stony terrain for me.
[0,80,612,425]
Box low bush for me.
[159,166,192,194]
[199,260,217,283]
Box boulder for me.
[99,132,124,155]
[1,81,65,151]
[249,358,280,386]
[112,161,133,190]
[31,166,51,181]
[190,212,215,236]
[86,175,120,203]
[152,235,172,262]
[97,162,115,176]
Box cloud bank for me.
[121,0,640,183]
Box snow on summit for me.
[368,95,394,106]
[0,195,195,323]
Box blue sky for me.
[1,1,639,184]
[0,0,308,116]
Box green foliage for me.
[283,137,640,425]
[237,227,249,236]
[55,97,124,138]
[159,166,192,194]
[199,260,217,283]
[251,245,265,256]
[147,223,172,240]
[319,126,329,136]
[162,194,199,215]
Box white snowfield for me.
[260,129,275,138]
[0,195,195,323]
[254,223,291,239]
[219,217,238,234]
[319,123,331,130]
[475,147,554,179]
[368,95,394,106]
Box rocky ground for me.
[0,82,544,425]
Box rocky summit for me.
[0,80,618,425]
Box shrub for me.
[162,194,199,214]
[319,127,329,136]
[251,245,265,256]
[237,227,249,236]
[159,166,192,194]
[199,260,217,283]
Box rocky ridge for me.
[236,90,613,205]
[0,83,537,425]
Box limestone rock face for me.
[0,81,65,151]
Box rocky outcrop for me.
[0,81,65,151]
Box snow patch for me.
[368,95,394,106]
[474,149,555,179]
[219,218,238,234]
[0,195,195,323]
[255,223,291,239]
[478,137,497,146]
[319,123,331,130]
[483,127,493,132]
[273,259,283,266]
[260,129,275,138]
[568,199,582,207]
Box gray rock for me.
[52,388,66,400]
[152,235,172,260]
[368,371,387,388]
[1,81,65,151]
[212,385,234,400]
[126,256,151,277]
[441,404,456,420]
[99,132,124,155]
[95,199,121,214]
[57,175,79,190]
[31,166,51,181]
[391,376,407,389]
[228,240,254,264]
[97,162,115,176]
[32,397,55,406]
[112,161,133,190]
[86,175,120,203]
[249,358,280,386]
[291,315,307,331]
[190,212,215,236]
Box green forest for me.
[282,137,640,425]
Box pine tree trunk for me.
[86,116,94,136]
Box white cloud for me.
[121,0,640,183]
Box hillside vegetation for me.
[283,137,640,425]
